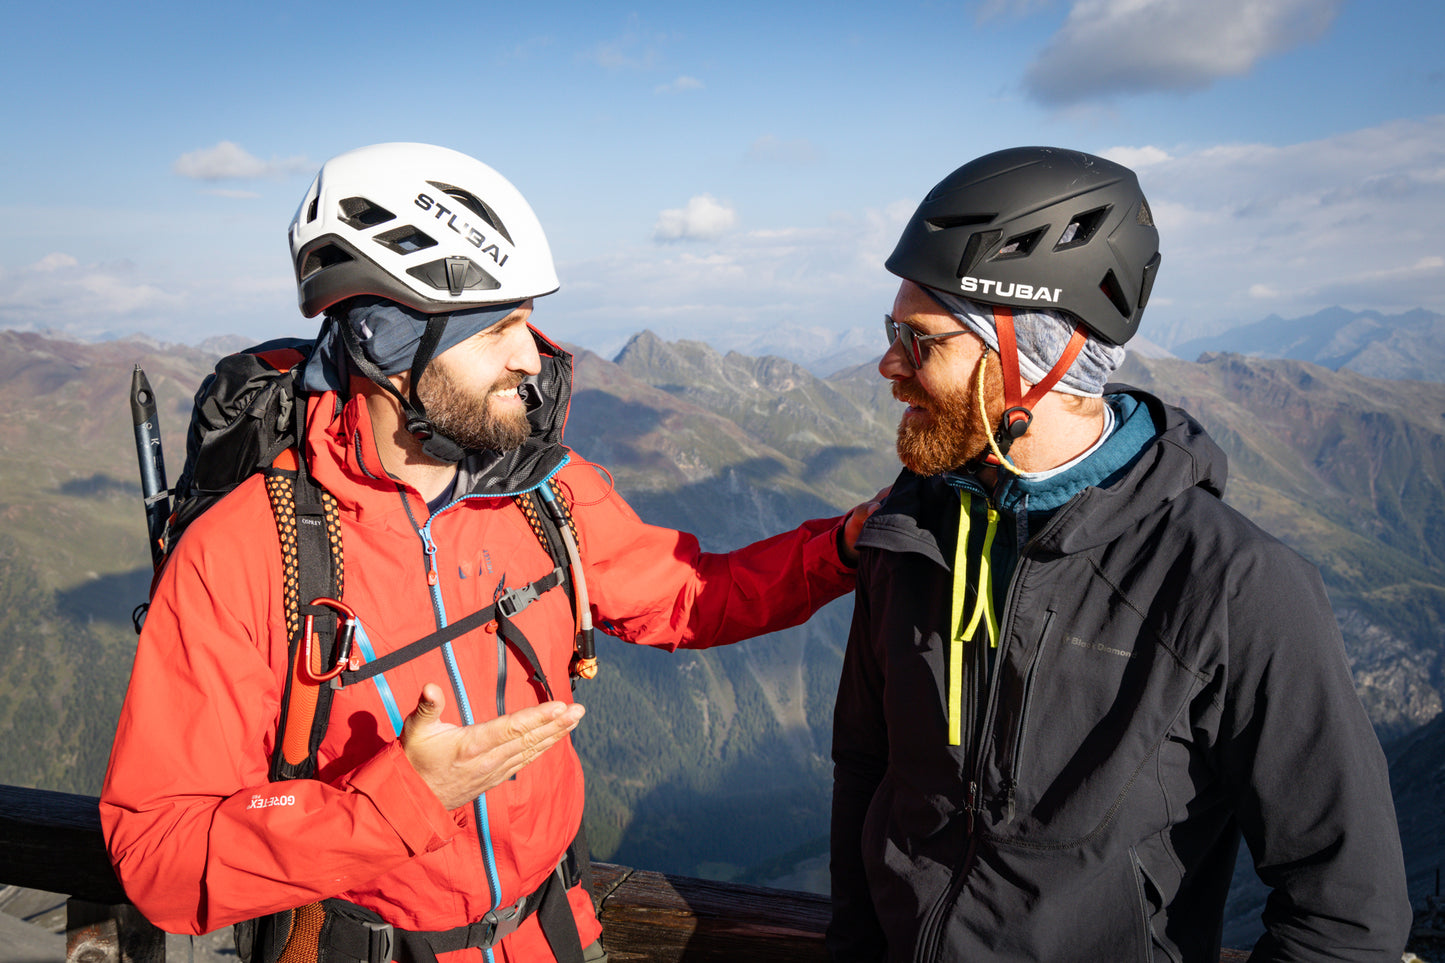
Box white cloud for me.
[33,252,79,272]
[1101,145,1172,169]
[1024,0,1342,106]
[541,198,914,359]
[745,135,823,166]
[976,0,1058,22]
[1123,115,1445,326]
[584,16,668,70]
[173,141,311,181]
[0,249,301,344]
[655,75,704,94]
[588,39,657,70]
[502,35,554,63]
[653,195,739,242]
[0,253,184,326]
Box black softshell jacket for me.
[829,387,1410,962]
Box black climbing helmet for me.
[885,146,1161,345]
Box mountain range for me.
[0,316,1443,941]
[1169,306,1445,383]
[597,303,1445,382]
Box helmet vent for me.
[1099,269,1132,319]
[407,257,501,295]
[994,227,1047,261]
[306,197,320,224]
[1137,198,1154,228]
[956,229,1003,278]
[338,197,397,230]
[428,181,513,244]
[925,213,995,232]
[299,242,354,281]
[1055,206,1111,250]
[374,226,439,255]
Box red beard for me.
[892,353,1003,476]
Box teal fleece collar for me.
[947,392,1160,516]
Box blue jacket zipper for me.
[398,457,573,955]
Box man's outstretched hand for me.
[401,683,585,811]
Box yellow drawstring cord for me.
[948,492,1000,746]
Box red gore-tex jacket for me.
[100,385,857,961]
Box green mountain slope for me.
[1116,352,1445,737]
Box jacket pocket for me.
[1130,846,1182,963]
[1003,611,1052,822]
[996,614,1201,845]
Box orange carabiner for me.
[301,597,359,683]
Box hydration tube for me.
[537,482,596,679]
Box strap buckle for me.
[362,920,394,963]
[471,897,527,949]
[497,584,541,619]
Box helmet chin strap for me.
[980,304,1089,468]
[336,312,470,464]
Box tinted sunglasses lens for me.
[883,317,923,367]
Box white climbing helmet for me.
[288,142,559,318]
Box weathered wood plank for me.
[593,866,828,962]
[589,862,633,906]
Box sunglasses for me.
[883,315,973,369]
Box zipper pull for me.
[966,781,979,834]
[420,529,439,586]
[1003,779,1016,824]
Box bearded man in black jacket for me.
[828,147,1411,963]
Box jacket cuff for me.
[835,522,860,569]
[342,740,463,856]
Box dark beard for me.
[893,354,1003,476]
[417,367,532,453]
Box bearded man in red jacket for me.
[102,143,877,963]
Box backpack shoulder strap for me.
[514,479,599,681]
[265,401,345,782]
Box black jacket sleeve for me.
[1217,540,1412,962]
[829,560,890,962]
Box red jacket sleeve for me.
[558,460,858,650]
[99,487,464,934]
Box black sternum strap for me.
[334,568,564,688]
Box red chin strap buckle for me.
[990,305,1089,456]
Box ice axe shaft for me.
[130,365,170,569]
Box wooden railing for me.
[0,784,1251,963]
[0,784,830,963]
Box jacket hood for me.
[307,326,574,518]
[1034,385,1227,556]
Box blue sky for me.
[2,0,1442,364]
